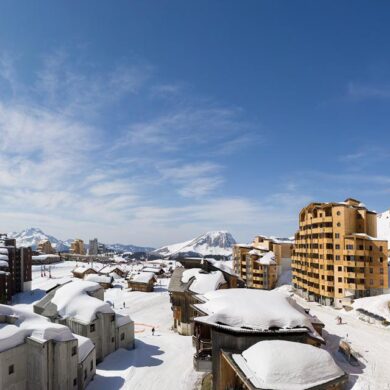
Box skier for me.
[152,327,155,336]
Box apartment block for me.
[233,235,293,290]
[0,235,32,304]
[292,198,388,307]
[70,239,85,255]
[88,239,98,256]
[37,239,56,254]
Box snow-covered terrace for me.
[193,289,321,339]
[181,268,226,294]
[231,340,345,390]
[130,272,156,284]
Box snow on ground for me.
[289,293,390,390]
[89,278,202,390]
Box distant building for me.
[0,304,96,390]
[88,239,98,256]
[72,267,98,280]
[292,198,389,307]
[220,340,347,390]
[70,239,85,255]
[128,272,157,292]
[34,280,134,363]
[37,239,56,254]
[84,274,113,289]
[0,234,32,304]
[192,288,324,388]
[233,235,293,290]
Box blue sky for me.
[1,1,390,246]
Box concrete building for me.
[233,236,293,290]
[292,198,389,307]
[88,239,98,256]
[34,280,134,363]
[0,235,32,304]
[70,239,85,255]
[192,288,324,389]
[37,239,56,254]
[220,340,347,390]
[0,304,96,390]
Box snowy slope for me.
[377,210,390,248]
[153,231,236,258]
[106,243,155,253]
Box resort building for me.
[292,198,389,307]
[72,267,98,280]
[128,272,157,292]
[0,304,96,390]
[34,280,134,363]
[192,288,324,388]
[70,239,85,255]
[37,239,56,254]
[233,236,293,290]
[168,267,228,335]
[220,340,347,390]
[88,239,98,256]
[0,235,32,304]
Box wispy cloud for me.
[347,82,390,100]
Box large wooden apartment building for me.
[292,198,388,307]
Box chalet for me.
[192,288,324,388]
[33,280,134,363]
[72,267,98,279]
[127,272,157,292]
[84,274,114,289]
[168,267,227,336]
[141,266,165,276]
[100,266,127,279]
[220,340,347,390]
[0,304,96,390]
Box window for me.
[73,378,77,387]
[338,288,343,293]
[111,337,115,343]
[72,346,77,356]
[8,365,14,375]
[336,255,340,261]
[369,268,373,274]
[346,245,354,250]
[121,333,125,341]
[90,360,94,372]
[338,277,342,282]
[335,245,340,250]
[84,369,87,380]
[380,257,383,263]
[370,279,374,286]
[338,266,342,271]
[335,233,340,239]
[90,324,95,333]
[336,211,341,216]
[380,268,384,274]
[369,246,373,251]
[337,222,341,227]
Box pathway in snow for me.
[293,295,390,390]
[88,280,202,390]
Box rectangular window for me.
[121,333,125,341]
[335,233,340,239]
[73,378,77,387]
[335,244,340,250]
[90,360,94,372]
[8,365,14,375]
[72,346,77,356]
[90,324,95,333]
[84,369,87,380]
[370,279,374,286]
[338,288,343,293]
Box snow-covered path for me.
[293,295,390,390]
[88,280,202,390]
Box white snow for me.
[51,280,114,323]
[352,294,390,321]
[257,251,277,265]
[233,340,344,390]
[377,209,390,248]
[130,272,156,283]
[0,304,75,352]
[84,274,113,284]
[181,268,226,294]
[0,248,9,255]
[194,289,316,333]
[0,260,9,267]
[0,254,9,261]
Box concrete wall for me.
[78,347,96,390]
[116,321,135,350]
[0,343,27,390]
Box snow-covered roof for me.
[32,254,60,260]
[0,248,8,255]
[206,258,237,276]
[248,248,264,257]
[72,267,97,274]
[181,269,226,294]
[194,289,317,335]
[352,293,390,321]
[51,280,114,323]
[84,274,113,284]
[232,340,344,390]
[0,260,9,267]
[0,304,75,353]
[347,233,384,241]
[130,272,156,283]
[142,267,163,273]
[256,251,277,265]
[74,334,95,363]
[115,313,133,328]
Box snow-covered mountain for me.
[153,231,236,258]
[377,210,390,248]
[8,227,71,251]
[7,227,154,253]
